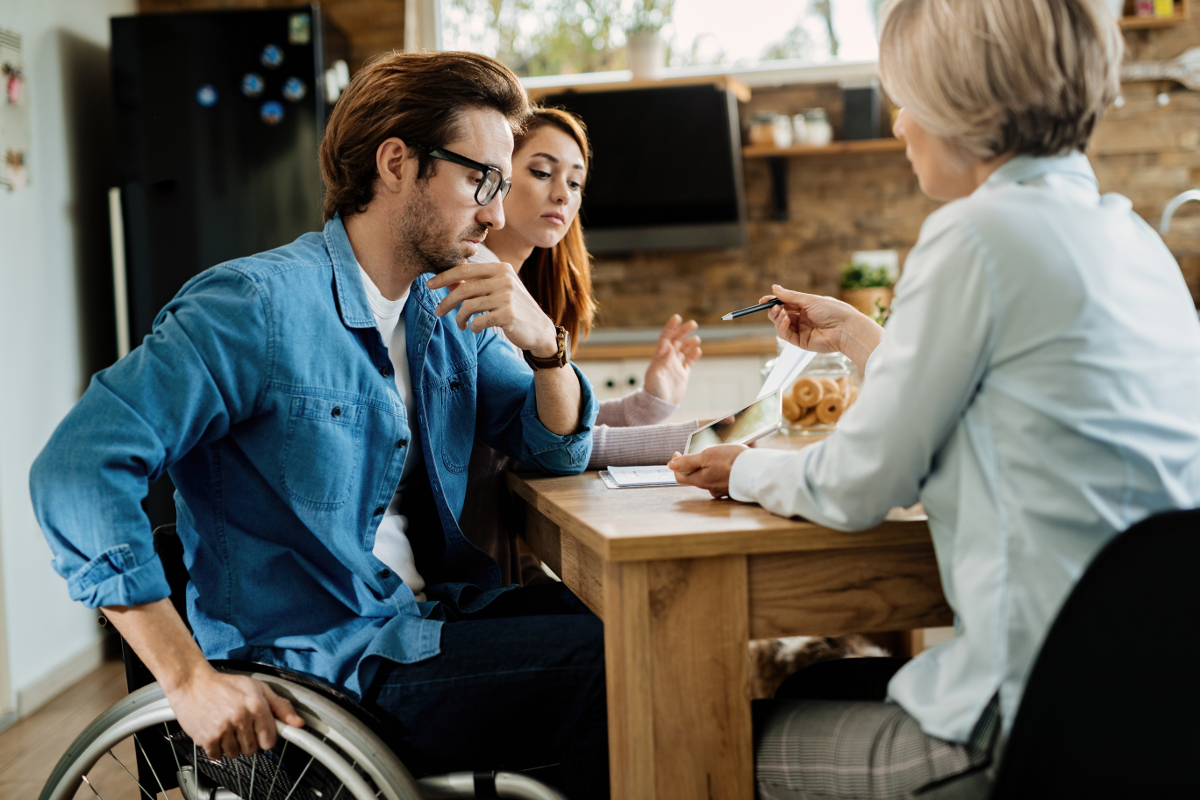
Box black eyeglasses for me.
[426,147,512,206]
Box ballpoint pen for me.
[722,297,784,321]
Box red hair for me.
[516,107,597,352]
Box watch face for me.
[525,327,570,370]
[557,327,569,364]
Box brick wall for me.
[1092,18,1200,306]
[590,19,1200,328]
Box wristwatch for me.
[523,326,570,370]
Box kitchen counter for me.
[575,324,778,360]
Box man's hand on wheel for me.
[168,665,305,760]
[100,599,305,761]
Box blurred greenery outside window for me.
[439,0,886,79]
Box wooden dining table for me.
[507,440,953,800]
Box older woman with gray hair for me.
[669,0,1200,797]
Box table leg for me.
[603,555,754,800]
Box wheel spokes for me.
[264,738,289,800]
[104,747,159,800]
[76,721,378,800]
[132,735,169,800]
[79,775,105,800]
[279,734,326,800]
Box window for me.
[439,0,883,79]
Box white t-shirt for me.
[358,264,426,602]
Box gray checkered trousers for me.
[755,696,1001,800]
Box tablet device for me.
[685,392,783,455]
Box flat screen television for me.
[541,84,747,253]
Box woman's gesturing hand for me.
[766,284,882,372]
[643,315,702,406]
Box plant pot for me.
[626,31,665,80]
[839,287,893,317]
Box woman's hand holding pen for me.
[765,284,882,373]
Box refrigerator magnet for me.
[260,100,284,125]
[260,44,284,69]
[3,63,21,105]
[242,73,264,98]
[288,13,311,45]
[283,77,306,102]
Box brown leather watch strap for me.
[523,326,570,370]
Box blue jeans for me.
[361,582,609,799]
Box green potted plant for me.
[625,0,673,80]
[838,261,894,323]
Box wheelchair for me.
[40,526,569,800]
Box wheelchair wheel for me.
[39,668,426,800]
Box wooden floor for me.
[0,659,140,800]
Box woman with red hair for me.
[462,106,704,585]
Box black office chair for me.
[988,507,1200,798]
[40,526,568,800]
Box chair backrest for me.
[990,508,1200,798]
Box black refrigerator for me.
[110,5,334,527]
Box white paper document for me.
[603,465,681,488]
[758,343,817,401]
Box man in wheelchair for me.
[31,51,608,799]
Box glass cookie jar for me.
[781,352,861,435]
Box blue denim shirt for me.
[31,215,597,698]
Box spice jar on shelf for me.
[791,113,808,144]
[781,352,861,435]
[802,108,833,146]
[748,111,793,147]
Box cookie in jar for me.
[782,353,861,434]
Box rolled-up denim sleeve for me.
[516,361,598,473]
[30,267,269,608]
[474,330,598,475]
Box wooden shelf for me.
[528,74,751,103]
[1118,0,1190,28]
[742,138,906,158]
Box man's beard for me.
[391,181,488,275]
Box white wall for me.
[0,0,135,717]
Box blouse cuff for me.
[729,447,795,504]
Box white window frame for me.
[519,57,880,93]
[407,0,443,51]
[430,0,880,91]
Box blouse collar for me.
[983,150,1098,191]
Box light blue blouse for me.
[730,152,1200,743]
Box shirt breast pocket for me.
[280,395,364,509]
[437,369,477,474]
